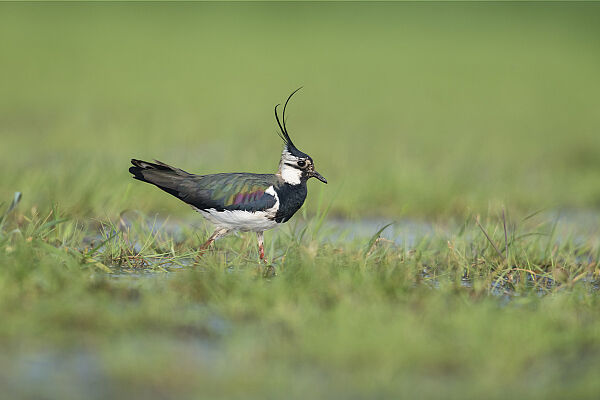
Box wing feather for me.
[181,173,278,212]
[129,160,279,212]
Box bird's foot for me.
[194,239,215,261]
[262,264,277,278]
[255,243,275,276]
[196,228,230,260]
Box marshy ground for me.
[2,201,599,399]
[2,2,600,399]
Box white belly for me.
[197,208,279,232]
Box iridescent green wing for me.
[129,160,280,212]
[178,173,280,212]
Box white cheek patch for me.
[278,147,303,185]
[280,165,302,185]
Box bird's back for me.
[129,159,281,213]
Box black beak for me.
[311,170,327,184]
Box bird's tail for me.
[129,159,192,198]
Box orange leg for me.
[257,231,268,264]
[199,228,230,252]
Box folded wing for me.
[129,159,278,212]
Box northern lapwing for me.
[129,89,327,262]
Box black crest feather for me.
[274,87,303,149]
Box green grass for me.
[1,196,599,399]
[2,3,600,399]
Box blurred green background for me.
[2,2,600,219]
[2,4,600,400]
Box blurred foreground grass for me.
[1,2,600,218]
[1,198,600,398]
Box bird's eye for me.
[297,160,306,168]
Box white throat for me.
[279,163,302,185]
[277,147,302,185]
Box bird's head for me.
[275,88,327,186]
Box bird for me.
[128,89,327,263]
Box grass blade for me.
[0,192,22,232]
[475,215,504,260]
[364,222,394,256]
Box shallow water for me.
[95,209,600,279]
[115,208,600,241]
[4,337,224,400]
